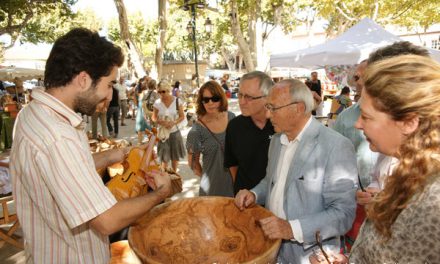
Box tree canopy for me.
[0,0,78,47]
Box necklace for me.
[204,112,223,123]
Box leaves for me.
[0,0,77,47]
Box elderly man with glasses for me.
[234,78,357,264]
[224,71,275,195]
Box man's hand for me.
[309,251,348,264]
[356,187,380,205]
[234,189,256,211]
[258,216,293,240]
[311,91,322,104]
[146,170,172,200]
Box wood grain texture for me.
[110,240,141,264]
[128,197,281,264]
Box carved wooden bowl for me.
[128,197,281,264]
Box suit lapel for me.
[285,118,321,190]
[268,135,282,186]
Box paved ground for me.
[0,99,242,263]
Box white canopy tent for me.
[270,18,440,68]
[0,66,44,82]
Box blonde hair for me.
[364,54,440,239]
[158,79,171,92]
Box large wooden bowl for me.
[128,197,281,264]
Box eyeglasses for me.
[158,90,167,94]
[237,92,265,101]
[353,75,360,82]
[315,231,331,264]
[201,96,221,104]
[264,102,298,113]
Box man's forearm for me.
[229,166,238,182]
[90,189,166,235]
[93,148,124,173]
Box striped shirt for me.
[10,88,117,263]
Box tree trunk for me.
[155,0,167,79]
[230,0,255,72]
[305,9,316,47]
[220,47,236,71]
[248,1,259,69]
[113,0,146,78]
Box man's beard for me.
[73,84,105,116]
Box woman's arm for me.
[187,152,202,177]
[174,102,185,125]
[151,107,159,123]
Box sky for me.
[73,0,158,22]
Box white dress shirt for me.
[114,82,128,100]
[268,117,312,243]
[368,154,399,190]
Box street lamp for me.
[205,17,213,33]
[182,0,211,89]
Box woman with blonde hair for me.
[186,81,235,197]
[151,80,186,172]
[311,54,440,263]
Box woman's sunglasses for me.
[158,90,167,94]
[201,96,221,104]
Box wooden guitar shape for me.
[106,135,157,201]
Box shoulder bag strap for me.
[198,118,224,153]
[145,90,153,101]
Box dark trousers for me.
[107,106,120,136]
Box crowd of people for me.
[8,27,440,264]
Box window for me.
[432,38,440,50]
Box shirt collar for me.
[280,116,312,146]
[31,88,85,129]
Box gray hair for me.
[276,79,314,114]
[240,71,274,96]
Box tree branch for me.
[335,3,355,21]
[372,1,379,20]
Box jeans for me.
[107,106,120,136]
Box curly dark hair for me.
[44,28,124,89]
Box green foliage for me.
[107,12,158,60]
[22,8,103,44]
[313,0,440,36]
[0,0,77,45]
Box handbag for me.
[175,97,187,130]
[157,121,171,142]
[145,91,154,111]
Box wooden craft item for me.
[106,136,157,201]
[128,197,281,264]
